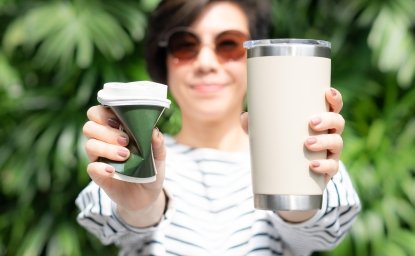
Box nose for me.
[193,44,220,72]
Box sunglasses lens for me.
[215,31,248,61]
[168,31,199,60]
[165,29,248,61]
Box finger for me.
[147,128,166,190]
[87,161,115,184]
[305,133,343,156]
[83,120,129,146]
[306,132,342,184]
[87,105,118,125]
[86,162,131,194]
[309,112,345,134]
[325,88,343,113]
[152,128,166,162]
[240,112,249,134]
[85,138,130,162]
[309,159,339,183]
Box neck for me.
[174,114,249,152]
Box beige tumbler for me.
[244,39,331,210]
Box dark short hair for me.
[144,0,272,84]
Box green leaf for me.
[390,230,415,255]
[17,216,52,256]
[46,223,81,256]
[378,242,407,256]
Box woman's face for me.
[166,2,250,123]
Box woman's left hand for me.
[240,88,344,221]
[240,88,344,184]
[305,88,344,183]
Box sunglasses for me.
[159,28,250,62]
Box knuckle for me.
[86,106,98,120]
[334,93,343,112]
[321,159,339,177]
[87,105,111,124]
[334,134,343,151]
[86,162,96,175]
[338,115,345,133]
[331,160,339,175]
[337,92,343,104]
[337,135,344,149]
[86,162,105,182]
[82,121,94,137]
[327,134,343,153]
[84,139,96,154]
[84,140,99,162]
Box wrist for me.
[117,190,166,228]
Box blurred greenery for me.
[0,0,414,255]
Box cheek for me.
[166,58,185,88]
[166,57,176,86]
[227,61,247,90]
[166,58,188,100]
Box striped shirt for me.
[76,135,361,256]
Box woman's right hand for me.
[82,105,167,227]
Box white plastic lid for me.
[97,81,171,107]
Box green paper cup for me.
[97,81,171,183]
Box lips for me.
[191,83,226,93]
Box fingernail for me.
[105,165,115,173]
[306,137,317,145]
[311,116,321,125]
[117,134,129,146]
[331,88,337,96]
[117,148,129,158]
[311,160,320,168]
[154,127,160,137]
[107,118,120,129]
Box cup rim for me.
[244,39,331,59]
[243,38,331,49]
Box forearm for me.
[117,190,166,228]
[271,163,361,254]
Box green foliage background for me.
[1,0,414,255]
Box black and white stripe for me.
[76,135,361,255]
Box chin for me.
[197,107,237,120]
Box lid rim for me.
[243,38,331,49]
[244,39,331,59]
[97,97,171,107]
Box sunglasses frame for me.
[158,27,250,62]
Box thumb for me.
[152,128,166,161]
[149,128,167,188]
[240,112,249,134]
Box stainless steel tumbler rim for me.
[244,39,331,59]
[254,194,323,211]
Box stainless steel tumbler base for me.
[254,194,322,211]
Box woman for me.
[77,0,361,255]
